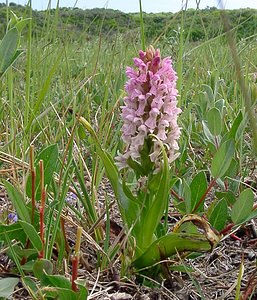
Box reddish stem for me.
[230,233,242,242]
[170,189,184,202]
[71,226,82,292]
[71,256,79,292]
[220,223,234,235]
[192,178,216,213]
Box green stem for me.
[139,0,145,51]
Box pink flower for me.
[116,46,181,170]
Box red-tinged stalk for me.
[192,178,216,213]
[71,226,82,292]
[30,145,36,225]
[170,189,184,202]
[220,223,234,235]
[39,160,46,259]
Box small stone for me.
[247,250,256,261]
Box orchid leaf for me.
[140,139,170,253]
[133,232,211,270]
[79,117,139,228]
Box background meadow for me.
[0,1,257,299]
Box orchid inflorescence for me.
[116,46,181,171]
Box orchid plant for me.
[79,46,220,274]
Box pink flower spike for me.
[115,45,181,170]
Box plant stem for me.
[71,226,83,292]
[192,178,216,213]
[139,0,145,51]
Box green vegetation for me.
[0,3,257,41]
[0,2,257,299]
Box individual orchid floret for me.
[116,45,181,170]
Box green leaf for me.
[19,220,43,252]
[26,144,58,200]
[41,275,71,289]
[140,143,170,252]
[215,99,225,113]
[209,198,228,230]
[170,265,194,273]
[190,171,207,212]
[202,84,214,103]
[79,117,139,228]
[223,158,238,178]
[3,180,30,223]
[228,111,243,140]
[207,107,222,136]
[22,277,38,294]
[0,223,26,244]
[33,259,53,279]
[211,139,235,179]
[231,188,254,225]
[133,232,211,270]
[202,120,214,144]
[215,191,236,205]
[0,27,19,76]
[0,277,19,298]
[43,287,77,300]
[7,245,37,260]
[77,284,88,300]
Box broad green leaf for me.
[211,139,235,179]
[0,27,19,76]
[209,198,228,230]
[0,277,19,298]
[207,107,222,136]
[19,220,42,252]
[133,232,211,269]
[26,144,58,200]
[215,191,236,205]
[43,288,78,300]
[0,223,26,244]
[22,277,38,294]
[140,142,170,252]
[33,259,53,279]
[202,120,214,144]
[190,171,207,212]
[223,158,238,178]
[3,180,30,223]
[202,84,214,103]
[231,188,254,225]
[215,99,225,113]
[41,275,71,289]
[77,284,88,300]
